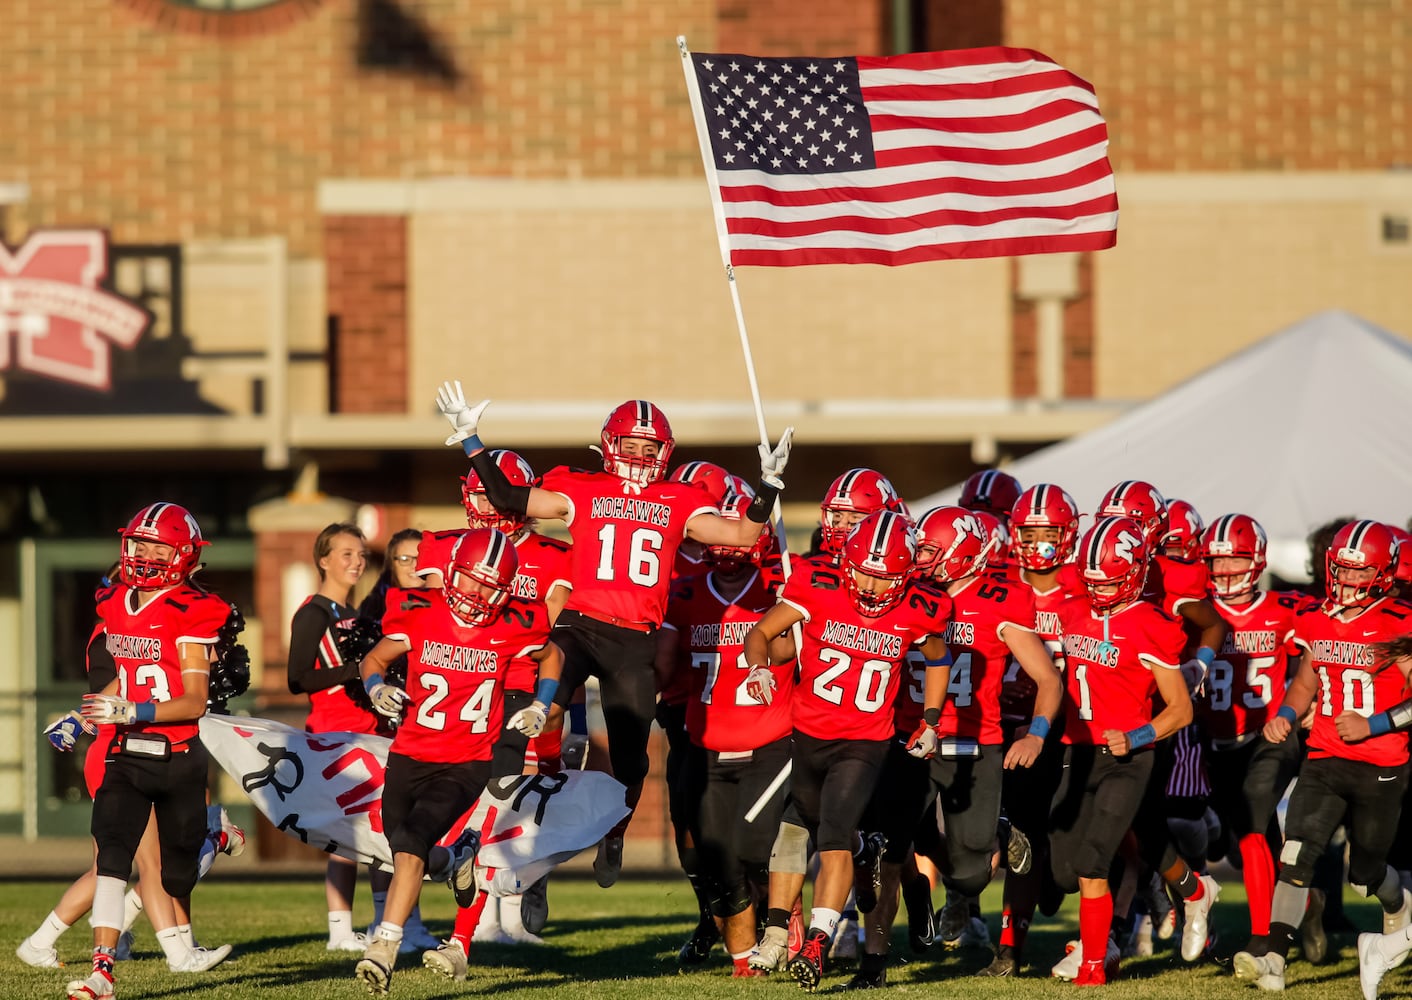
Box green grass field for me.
[0,876,1392,999]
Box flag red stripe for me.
[718,158,1115,207]
[872,124,1109,168]
[860,69,1095,103]
[868,99,1101,135]
[729,229,1117,267]
[725,194,1118,239]
[855,47,1061,72]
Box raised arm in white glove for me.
[435,379,492,448]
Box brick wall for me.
[716,0,888,54]
[325,214,407,413]
[253,528,312,695]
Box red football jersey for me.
[1295,597,1412,767]
[382,592,551,764]
[781,566,951,742]
[504,531,572,691]
[95,583,229,746]
[1055,596,1186,745]
[538,467,717,626]
[1001,569,1081,722]
[933,574,1038,745]
[1199,590,1308,742]
[663,569,792,752]
[1143,555,1209,618]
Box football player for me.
[435,381,791,887]
[1048,517,1193,986]
[1235,521,1412,992]
[1197,514,1308,957]
[61,504,232,1000]
[355,528,563,993]
[658,490,794,976]
[812,468,905,562]
[743,511,952,991]
[958,469,1022,528]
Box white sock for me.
[328,910,355,943]
[176,924,196,949]
[157,926,189,964]
[121,890,143,933]
[30,912,71,950]
[810,907,841,941]
[374,921,403,944]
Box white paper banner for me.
[199,714,628,895]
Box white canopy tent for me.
[914,310,1412,581]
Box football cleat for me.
[1180,874,1220,962]
[1384,888,1412,937]
[15,935,63,969]
[749,930,790,972]
[678,913,721,966]
[1074,958,1107,986]
[114,930,134,962]
[1001,817,1033,876]
[937,897,968,949]
[787,898,805,957]
[328,932,369,953]
[65,972,114,1000]
[1233,949,1286,991]
[521,875,550,935]
[1300,888,1327,964]
[355,936,399,997]
[853,832,886,914]
[1123,914,1154,958]
[732,961,766,978]
[978,949,1018,977]
[593,835,623,889]
[423,938,467,982]
[1052,940,1082,981]
[400,915,441,953]
[1359,932,1408,1000]
[168,943,232,973]
[213,805,246,858]
[902,876,935,954]
[846,953,888,989]
[445,828,483,908]
[787,930,829,992]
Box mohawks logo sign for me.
[0,230,151,390]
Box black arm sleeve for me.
[747,481,782,523]
[287,601,361,694]
[86,629,117,694]
[469,448,532,516]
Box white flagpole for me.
[678,36,798,584]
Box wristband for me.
[364,672,384,693]
[923,656,950,668]
[534,677,560,707]
[923,708,941,727]
[1027,716,1051,741]
[134,702,156,723]
[459,434,485,456]
[746,482,781,524]
[1276,705,1297,724]
[1195,646,1216,667]
[1368,711,1393,737]
[1125,723,1156,750]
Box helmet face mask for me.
[444,528,520,627]
[1010,484,1080,571]
[1202,513,1268,601]
[1325,520,1399,610]
[842,510,917,617]
[600,401,674,487]
[1078,516,1149,611]
[461,450,535,537]
[119,502,206,589]
[819,469,903,554]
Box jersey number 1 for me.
[596,524,663,587]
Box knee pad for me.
[160,864,199,901]
[95,843,133,883]
[769,822,810,875]
[1277,838,1319,887]
[709,880,753,919]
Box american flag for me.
[686,46,1118,266]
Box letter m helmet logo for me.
[0,230,151,389]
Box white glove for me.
[905,722,938,759]
[435,380,492,448]
[506,701,549,737]
[744,664,776,706]
[367,681,410,719]
[758,427,794,489]
[45,710,94,751]
[81,693,138,726]
[1179,658,1208,694]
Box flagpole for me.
[677,36,798,584]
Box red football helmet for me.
[706,487,776,572]
[444,528,520,626]
[958,469,1022,521]
[914,505,994,584]
[600,400,674,486]
[1077,516,1150,610]
[1096,480,1168,548]
[1325,519,1400,610]
[1201,513,1268,600]
[1162,499,1205,563]
[972,510,1012,565]
[668,461,737,505]
[1388,526,1412,591]
[119,502,208,589]
[841,510,917,617]
[1010,484,1080,571]
[819,468,903,554]
[461,449,535,537]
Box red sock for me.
[1186,875,1205,902]
[1240,832,1276,936]
[533,727,562,773]
[451,890,490,954]
[1079,893,1113,963]
[999,865,1040,952]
